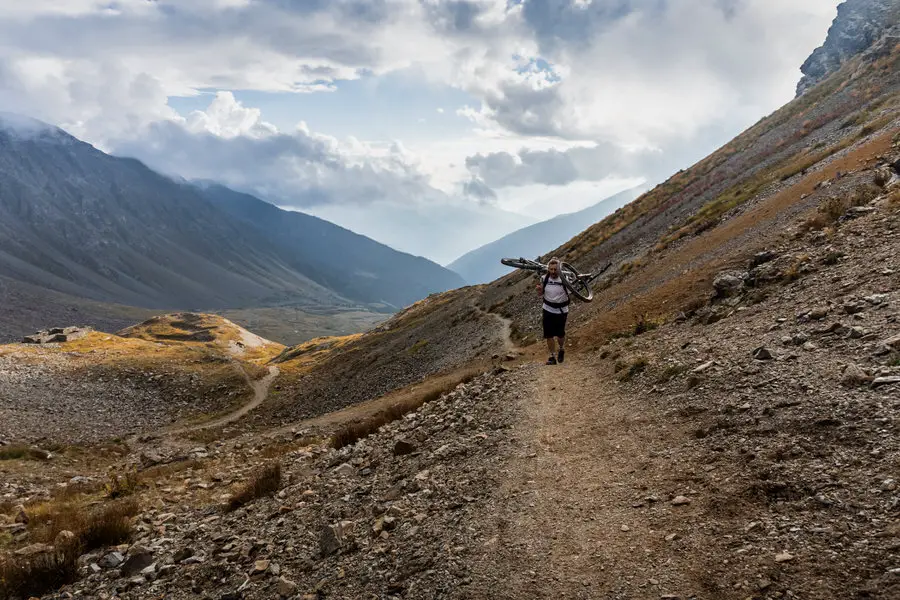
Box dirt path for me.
[166,365,279,436]
[470,355,716,599]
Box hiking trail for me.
[166,364,279,436]
[471,355,709,599]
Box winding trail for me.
[166,364,279,436]
[473,301,517,355]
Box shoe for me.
[558,349,565,363]
[546,355,557,365]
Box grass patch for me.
[226,462,282,512]
[618,358,648,382]
[331,372,480,450]
[0,445,50,461]
[104,467,139,499]
[888,189,900,209]
[27,497,139,554]
[407,339,429,355]
[632,315,661,336]
[656,364,688,384]
[0,538,81,599]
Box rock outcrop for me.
[797,0,899,96]
[21,326,91,344]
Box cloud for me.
[0,0,842,243]
[454,0,840,146]
[111,91,439,211]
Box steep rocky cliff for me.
[797,0,900,96]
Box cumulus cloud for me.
[454,0,840,146]
[113,92,436,209]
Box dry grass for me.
[226,462,282,511]
[2,498,137,597]
[104,467,140,499]
[656,364,689,384]
[27,498,138,551]
[888,189,900,209]
[330,371,481,450]
[0,538,81,598]
[617,357,648,382]
[0,445,50,461]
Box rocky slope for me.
[3,5,900,600]
[797,0,900,96]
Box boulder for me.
[713,272,747,297]
[121,549,154,576]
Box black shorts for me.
[542,309,568,339]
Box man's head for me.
[547,257,560,277]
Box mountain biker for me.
[536,257,569,365]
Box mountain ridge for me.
[447,186,644,284]
[0,117,463,340]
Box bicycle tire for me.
[501,257,542,271]
[560,261,593,302]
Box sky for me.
[0,0,841,264]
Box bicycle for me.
[499,257,611,303]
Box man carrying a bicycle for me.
[536,257,569,365]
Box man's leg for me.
[546,336,557,355]
[557,336,566,363]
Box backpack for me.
[542,273,570,308]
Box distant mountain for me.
[0,115,463,332]
[197,184,465,308]
[447,187,644,285]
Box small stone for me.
[319,524,342,557]
[775,552,795,563]
[14,543,52,556]
[173,546,194,563]
[692,361,715,374]
[250,559,270,576]
[671,495,691,506]
[842,364,872,386]
[665,533,678,542]
[844,303,865,315]
[872,376,900,389]
[393,439,417,456]
[713,272,746,297]
[333,463,355,477]
[863,294,887,305]
[881,479,897,492]
[98,551,126,569]
[54,530,76,547]
[620,524,631,532]
[13,505,27,524]
[753,347,774,361]
[121,550,154,577]
[140,563,157,578]
[277,577,298,597]
[883,334,900,350]
[849,327,867,339]
[809,307,829,320]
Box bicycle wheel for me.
[560,262,593,302]
[501,257,541,271]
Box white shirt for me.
[542,276,569,314]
